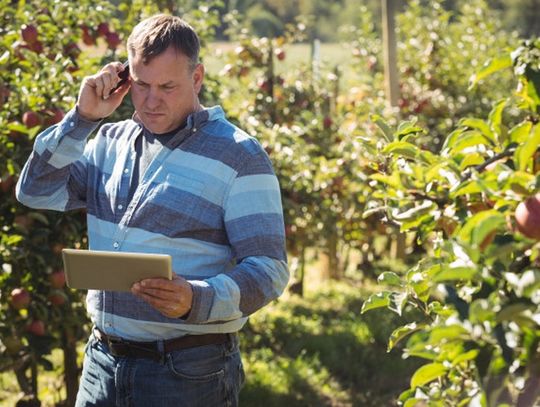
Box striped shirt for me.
[16,106,289,341]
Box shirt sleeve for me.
[185,151,289,323]
[16,108,101,211]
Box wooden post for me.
[382,0,399,107]
[311,38,321,83]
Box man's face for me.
[129,46,204,134]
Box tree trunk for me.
[63,329,79,407]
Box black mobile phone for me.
[108,61,130,97]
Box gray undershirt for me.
[128,126,180,203]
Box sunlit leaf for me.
[378,272,402,287]
[388,323,426,352]
[514,124,540,171]
[509,121,533,144]
[459,117,496,144]
[468,55,512,90]
[457,210,506,248]
[361,291,392,314]
[371,114,393,143]
[432,266,479,282]
[410,363,447,388]
[488,99,507,144]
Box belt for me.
[93,328,234,360]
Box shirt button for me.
[113,242,119,249]
[124,169,129,174]
[69,122,74,127]
[117,204,123,210]
[192,127,197,132]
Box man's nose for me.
[145,88,161,109]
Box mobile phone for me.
[108,61,130,97]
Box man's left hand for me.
[131,275,193,318]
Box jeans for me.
[75,333,245,407]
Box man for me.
[16,14,288,406]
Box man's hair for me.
[127,14,200,69]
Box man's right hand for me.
[76,62,131,122]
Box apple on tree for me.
[515,194,540,240]
[48,270,66,288]
[26,320,46,336]
[10,288,30,310]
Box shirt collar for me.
[131,105,224,132]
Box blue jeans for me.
[75,333,245,407]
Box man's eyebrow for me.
[134,78,176,86]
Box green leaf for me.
[468,55,512,90]
[388,323,425,352]
[514,124,540,171]
[388,292,408,316]
[396,120,425,139]
[488,99,507,145]
[457,210,506,248]
[452,349,479,366]
[504,171,536,195]
[391,201,436,222]
[459,153,484,171]
[429,325,469,342]
[383,141,421,161]
[496,303,535,323]
[410,363,447,388]
[371,114,393,143]
[459,118,496,145]
[432,266,478,282]
[450,179,482,197]
[377,272,402,287]
[509,121,533,144]
[370,172,402,189]
[449,130,495,153]
[469,299,496,323]
[361,291,392,314]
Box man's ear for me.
[192,63,205,94]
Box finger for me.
[135,287,180,301]
[140,278,180,291]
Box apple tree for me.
[0,0,126,404]
[361,39,540,406]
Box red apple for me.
[0,175,15,193]
[323,116,333,129]
[10,288,30,310]
[22,111,42,128]
[26,320,45,336]
[64,42,81,58]
[97,22,110,36]
[14,214,34,230]
[43,108,65,126]
[81,25,95,46]
[21,24,38,44]
[0,84,10,104]
[48,291,67,306]
[29,40,44,54]
[48,270,66,288]
[105,32,121,50]
[258,79,271,93]
[515,194,540,240]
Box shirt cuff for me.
[182,280,214,324]
[58,107,102,140]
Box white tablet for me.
[62,248,172,291]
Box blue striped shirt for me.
[16,106,289,341]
